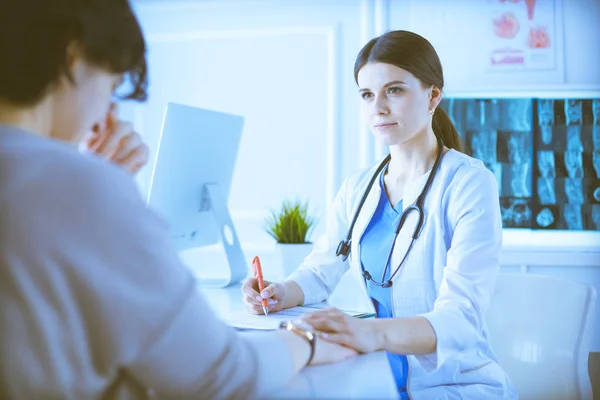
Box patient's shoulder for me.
[1,134,146,231]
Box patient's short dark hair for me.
[0,0,148,106]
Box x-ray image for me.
[594,152,600,179]
[498,131,531,165]
[593,99,600,122]
[565,100,582,126]
[532,98,600,231]
[482,100,500,128]
[538,99,554,126]
[593,186,600,202]
[445,99,461,132]
[566,125,584,151]
[466,130,497,168]
[537,150,556,177]
[562,204,583,230]
[496,131,532,200]
[440,96,599,230]
[500,99,531,132]
[464,100,482,131]
[564,150,584,178]
[535,207,556,228]
[540,125,553,145]
[564,178,585,204]
[488,163,503,190]
[534,204,597,230]
[507,132,530,165]
[500,197,532,228]
[592,205,600,229]
[537,177,556,205]
[508,163,530,198]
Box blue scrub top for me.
[359,167,410,398]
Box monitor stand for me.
[196,183,248,288]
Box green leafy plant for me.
[265,200,316,244]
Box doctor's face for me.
[357,62,433,146]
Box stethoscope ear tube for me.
[335,155,391,262]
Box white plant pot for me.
[275,243,313,281]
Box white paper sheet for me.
[222,307,375,330]
[221,307,320,330]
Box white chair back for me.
[487,272,596,400]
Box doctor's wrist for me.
[367,318,388,352]
[282,280,305,308]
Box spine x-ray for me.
[439,97,600,231]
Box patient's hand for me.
[310,336,357,366]
[86,103,149,175]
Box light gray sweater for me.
[0,125,294,399]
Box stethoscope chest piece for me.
[336,240,351,261]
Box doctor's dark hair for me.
[354,30,463,152]
[0,0,147,106]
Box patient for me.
[0,1,355,399]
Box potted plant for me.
[265,199,316,280]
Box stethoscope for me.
[335,135,445,288]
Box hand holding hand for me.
[241,277,287,314]
[86,103,149,175]
[302,308,383,354]
[309,336,357,366]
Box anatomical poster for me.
[488,0,559,71]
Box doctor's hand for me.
[302,308,384,354]
[241,277,287,314]
[85,103,149,176]
[310,336,358,366]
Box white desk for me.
[201,284,398,399]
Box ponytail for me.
[432,107,463,152]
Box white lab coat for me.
[288,149,519,399]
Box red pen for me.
[252,256,269,316]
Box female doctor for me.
[242,30,517,399]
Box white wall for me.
[124,0,372,243]
[128,0,600,350]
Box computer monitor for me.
[147,102,247,287]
